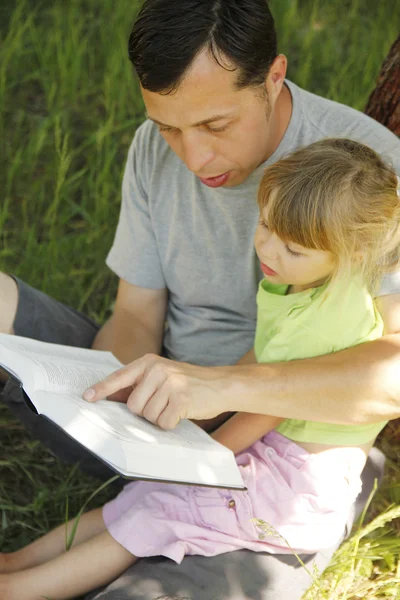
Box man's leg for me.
[0,273,18,334]
[85,447,385,600]
[0,275,116,480]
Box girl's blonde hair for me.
[258,138,400,291]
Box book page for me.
[0,334,122,395]
[53,392,222,449]
[36,390,245,488]
[0,335,46,396]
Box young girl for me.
[2,138,400,600]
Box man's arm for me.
[85,295,400,429]
[92,278,167,364]
[220,291,400,427]
[192,348,256,432]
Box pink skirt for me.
[102,431,363,564]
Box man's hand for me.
[83,354,234,429]
[84,333,400,430]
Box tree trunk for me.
[367,35,400,445]
[365,34,400,136]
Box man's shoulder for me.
[126,119,185,190]
[131,119,173,163]
[288,80,400,172]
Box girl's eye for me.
[259,219,268,229]
[158,126,175,133]
[285,245,301,258]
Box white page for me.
[53,392,225,449]
[0,333,122,395]
[36,390,245,488]
[0,335,46,396]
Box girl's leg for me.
[0,507,105,573]
[1,529,137,600]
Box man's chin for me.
[222,170,251,187]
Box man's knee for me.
[0,273,18,334]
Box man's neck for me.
[265,83,293,161]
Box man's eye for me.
[207,124,228,133]
[158,126,175,133]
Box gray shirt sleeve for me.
[379,271,400,297]
[106,126,166,289]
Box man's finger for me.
[141,386,170,425]
[157,401,183,430]
[106,387,133,403]
[126,364,167,417]
[83,360,146,402]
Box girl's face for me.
[254,204,336,291]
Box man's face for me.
[142,50,288,188]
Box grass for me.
[1,0,400,598]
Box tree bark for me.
[367,35,400,444]
[365,34,400,136]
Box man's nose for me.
[181,132,214,174]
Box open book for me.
[0,333,244,489]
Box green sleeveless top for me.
[255,277,387,445]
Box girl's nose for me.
[261,236,280,261]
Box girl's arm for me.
[211,349,286,453]
[211,412,285,454]
[211,347,285,455]
[236,348,257,365]
[211,348,284,454]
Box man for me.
[1,1,400,599]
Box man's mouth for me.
[198,172,230,188]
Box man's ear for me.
[265,54,287,100]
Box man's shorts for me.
[12,276,99,347]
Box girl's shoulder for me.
[305,276,383,350]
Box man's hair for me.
[128,0,277,93]
[258,139,400,292]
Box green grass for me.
[1,0,400,598]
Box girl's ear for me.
[353,250,366,264]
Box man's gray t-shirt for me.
[107,79,400,367]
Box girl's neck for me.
[286,284,306,295]
[287,277,329,295]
